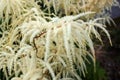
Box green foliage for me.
[83,61,107,80]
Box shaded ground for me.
[95,17,120,80]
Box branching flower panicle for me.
[0,0,119,80]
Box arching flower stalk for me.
[36,0,119,16]
[0,0,40,30]
[0,0,119,80]
[0,11,112,80]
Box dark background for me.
[96,0,120,80]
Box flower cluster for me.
[0,0,118,80]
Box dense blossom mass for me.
[0,0,119,80]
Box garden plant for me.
[0,0,119,80]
